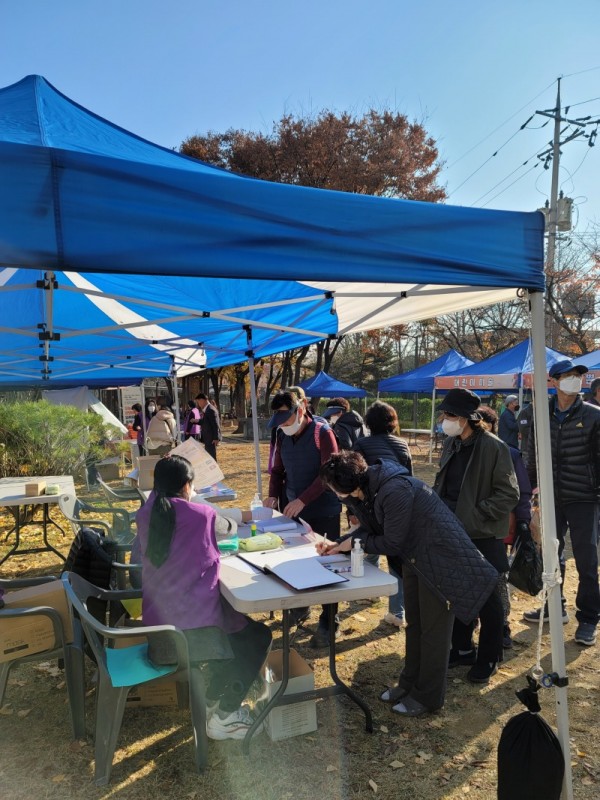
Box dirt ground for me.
[0,434,598,799]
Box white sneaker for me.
[206,705,262,741]
[383,612,405,628]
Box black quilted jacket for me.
[343,461,498,624]
[527,395,600,503]
[353,432,412,474]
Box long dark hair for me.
[147,455,195,567]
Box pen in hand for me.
[317,531,328,555]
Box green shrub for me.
[0,400,117,479]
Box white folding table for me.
[0,475,75,566]
[219,542,397,752]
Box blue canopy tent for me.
[0,78,572,785]
[378,350,475,457]
[298,370,367,398]
[434,339,566,400]
[378,349,474,394]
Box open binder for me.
[236,544,349,591]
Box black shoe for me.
[289,607,310,627]
[466,662,498,685]
[448,648,476,668]
[503,624,513,650]
[309,624,341,649]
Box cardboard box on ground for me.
[0,581,74,664]
[262,649,317,741]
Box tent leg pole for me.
[247,348,263,497]
[170,358,182,444]
[428,387,436,465]
[529,291,573,800]
[140,383,147,455]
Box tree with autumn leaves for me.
[182,108,445,408]
[181,109,445,201]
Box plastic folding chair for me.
[58,493,134,545]
[0,575,86,739]
[62,572,208,786]
[96,477,143,511]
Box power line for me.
[479,164,540,208]
[445,80,555,170]
[469,145,546,205]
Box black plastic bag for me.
[508,537,543,595]
[498,677,564,800]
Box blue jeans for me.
[365,554,404,618]
[556,502,600,625]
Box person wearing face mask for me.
[135,455,272,740]
[524,359,600,647]
[498,395,520,449]
[433,388,519,684]
[317,451,498,717]
[265,388,342,648]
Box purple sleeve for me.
[510,448,532,522]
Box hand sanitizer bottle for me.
[250,492,262,518]
[351,539,364,578]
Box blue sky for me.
[2,1,599,236]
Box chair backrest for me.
[97,477,141,507]
[58,493,128,540]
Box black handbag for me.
[508,536,543,596]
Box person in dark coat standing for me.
[353,400,412,627]
[322,397,367,449]
[433,388,519,684]
[195,393,222,461]
[318,452,498,717]
[498,395,520,448]
[525,359,600,647]
[265,387,341,648]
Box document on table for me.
[236,543,349,590]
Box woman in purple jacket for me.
[136,455,271,740]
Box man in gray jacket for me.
[525,359,600,646]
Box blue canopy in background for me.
[377,349,474,394]
[434,339,566,391]
[298,370,367,398]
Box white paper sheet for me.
[170,438,224,486]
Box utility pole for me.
[535,79,599,346]
[545,79,562,345]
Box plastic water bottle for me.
[250,492,262,519]
[351,539,364,578]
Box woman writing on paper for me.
[317,451,498,717]
[135,455,272,740]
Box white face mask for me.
[442,418,465,437]
[329,414,341,425]
[559,376,582,395]
[280,410,302,436]
[148,405,156,413]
